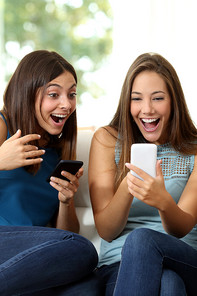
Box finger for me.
[130,164,152,180]
[128,172,143,186]
[6,129,21,142]
[23,158,43,166]
[51,175,78,193]
[25,149,45,158]
[126,163,145,179]
[50,181,69,194]
[76,167,84,178]
[20,134,41,145]
[127,179,143,197]
[23,145,39,152]
[50,176,70,188]
[61,171,79,187]
[50,181,75,198]
[156,159,163,177]
[125,162,132,170]
[127,173,144,192]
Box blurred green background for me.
[0,0,113,104]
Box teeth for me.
[142,118,158,123]
[51,114,67,118]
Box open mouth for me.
[50,113,67,124]
[140,118,160,131]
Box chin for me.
[142,133,161,143]
[46,129,61,136]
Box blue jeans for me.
[113,228,197,296]
[0,226,100,296]
[95,262,119,296]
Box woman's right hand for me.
[0,129,45,170]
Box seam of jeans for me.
[106,281,117,286]
[0,240,67,272]
[0,230,69,235]
[163,255,197,270]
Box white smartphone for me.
[130,143,157,180]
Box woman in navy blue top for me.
[0,50,99,295]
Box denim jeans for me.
[113,228,197,296]
[95,262,120,296]
[0,225,100,296]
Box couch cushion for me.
[76,207,100,253]
[75,129,94,207]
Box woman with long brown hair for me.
[89,53,197,295]
[0,50,99,295]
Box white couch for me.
[75,129,101,253]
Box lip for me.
[140,118,160,132]
[50,113,69,127]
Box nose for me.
[141,98,154,114]
[59,95,72,111]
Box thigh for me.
[0,226,99,295]
[0,226,73,263]
[129,229,197,296]
[160,269,187,296]
[115,228,197,296]
[22,273,102,296]
[95,262,120,296]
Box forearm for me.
[159,194,195,237]
[94,178,133,242]
[55,201,80,233]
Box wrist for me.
[158,192,174,212]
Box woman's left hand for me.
[125,160,168,209]
[49,168,83,204]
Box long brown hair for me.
[2,50,78,173]
[109,52,197,186]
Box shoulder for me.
[92,126,118,148]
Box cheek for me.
[69,101,77,116]
[40,99,55,116]
[161,103,171,121]
[71,99,77,111]
[130,102,139,118]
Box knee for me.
[70,233,99,267]
[122,228,161,258]
[124,228,155,247]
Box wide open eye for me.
[69,92,77,99]
[48,93,59,98]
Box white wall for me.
[78,0,197,127]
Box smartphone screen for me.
[46,160,83,182]
[130,143,157,180]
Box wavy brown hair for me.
[108,52,197,187]
[2,50,78,173]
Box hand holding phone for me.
[130,143,157,180]
[46,160,83,183]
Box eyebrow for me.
[47,83,77,90]
[131,90,165,95]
